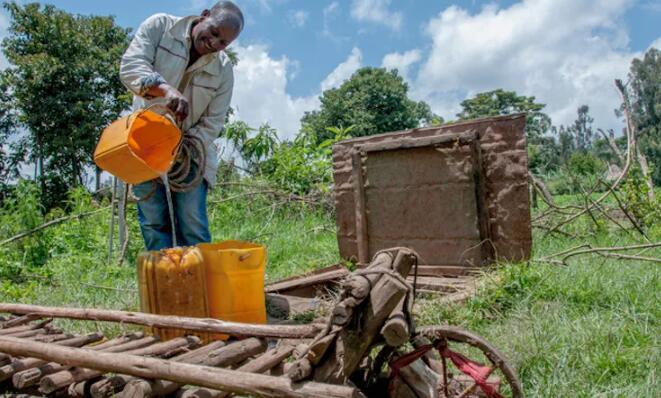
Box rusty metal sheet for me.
[332,114,532,273]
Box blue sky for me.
[1,0,660,139]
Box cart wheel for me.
[414,325,524,398]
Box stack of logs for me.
[0,247,498,397]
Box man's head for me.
[191,1,244,56]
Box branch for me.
[544,80,635,236]
[539,242,661,265]
[0,206,111,247]
[597,128,625,166]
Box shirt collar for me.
[168,15,198,46]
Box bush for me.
[567,152,605,176]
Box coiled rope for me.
[130,133,206,202]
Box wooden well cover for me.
[332,114,532,275]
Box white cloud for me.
[382,49,422,82]
[351,0,402,31]
[321,47,362,92]
[410,0,638,131]
[287,9,308,28]
[231,44,318,139]
[230,45,365,139]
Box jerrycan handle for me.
[126,104,185,157]
[126,103,179,129]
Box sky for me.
[1,0,660,140]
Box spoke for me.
[441,354,449,398]
[456,365,496,398]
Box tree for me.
[1,2,131,208]
[457,89,554,174]
[301,67,436,142]
[626,47,660,185]
[456,89,552,142]
[570,105,594,152]
[556,125,575,165]
[0,72,17,197]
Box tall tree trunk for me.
[636,147,656,201]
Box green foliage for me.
[567,151,605,176]
[627,47,660,185]
[301,67,435,143]
[457,89,552,142]
[261,126,352,194]
[0,180,49,282]
[1,2,131,208]
[621,165,660,228]
[224,121,352,194]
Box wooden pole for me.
[0,303,320,339]
[90,341,227,398]
[181,344,296,398]
[0,336,365,398]
[122,338,268,397]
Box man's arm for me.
[119,14,189,121]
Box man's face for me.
[191,12,240,56]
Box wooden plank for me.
[412,265,480,277]
[0,336,365,398]
[352,149,369,265]
[0,303,320,339]
[471,140,494,265]
[358,130,476,153]
[264,268,349,295]
[407,276,469,293]
[264,264,344,287]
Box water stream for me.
[160,173,178,248]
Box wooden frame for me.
[351,130,493,273]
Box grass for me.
[0,179,659,396]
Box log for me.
[1,314,41,328]
[0,318,51,335]
[0,336,366,398]
[12,334,147,389]
[90,341,227,398]
[266,294,323,318]
[33,333,74,343]
[42,336,193,394]
[0,303,320,338]
[181,343,296,398]
[5,327,50,338]
[313,249,416,384]
[0,333,103,382]
[398,358,439,398]
[411,336,443,375]
[122,338,269,397]
[381,297,409,347]
[265,266,349,297]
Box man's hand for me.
[163,86,189,123]
[144,83,189,123]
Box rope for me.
[130,133,207,202]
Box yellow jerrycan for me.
[197,241,267,340]
[137,247,211,342]
[94,105,181,185]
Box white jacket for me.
[120,13,234,186]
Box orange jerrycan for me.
[137,247,211,342]
[94,105,181,185]
[197,241,267,340]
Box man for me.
[120,2,243,250]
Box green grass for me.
[0,180,659,396]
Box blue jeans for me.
[133,179,211,250]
